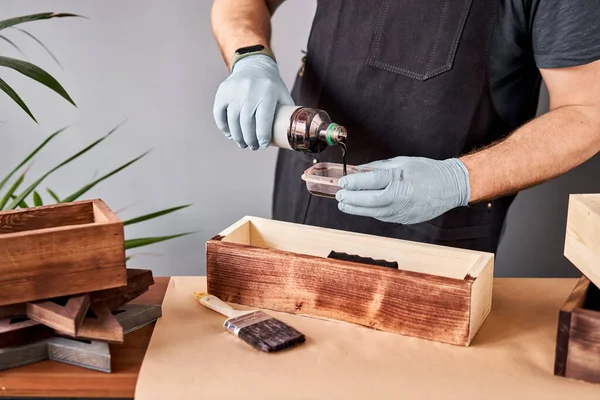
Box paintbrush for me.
[193,292,306,352]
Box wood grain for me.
[0,199,127,306]
[207,241,476,346]
[90,268,154,310]
[114,304,162,335]
[47,337,111,373]
[0,339,48,372]
[0,317,53,348]
[26,294,90,336]
[0,276,169,399]
[0,303,26,319]
[0,201,93,234]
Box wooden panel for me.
[564,194,600,289]
[566,307,600,383]
[207,240,476,346]
[243,216,484,280]
[554,275,589,377]
[90,268,154,310]
[0,317,53,348]
[0,199,127,306]
[0,201,93,234]
[47,337,111,373]
[0,276,169,399]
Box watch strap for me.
[230,45,276,72]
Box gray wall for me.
[0,1,595,278]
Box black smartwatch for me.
[230,44,276,72]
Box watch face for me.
[236,44,265,55]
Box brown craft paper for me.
[136,277,600,399]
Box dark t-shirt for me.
[490,0,600,129]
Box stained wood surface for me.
[27,294,90,336]
[0,317,53,349]
[64,303,124,344]
[47,337,111,373]
[0,199,127,306]
[115,304,162,335]
[564,194,600,289]
[0,201,93,234]
[91,268,154,310]
[0,276,168,399]
[207,240,477,346]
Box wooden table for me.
[0,277,170,399]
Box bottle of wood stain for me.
[271,105,347,153]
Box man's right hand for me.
[213,54,294,150]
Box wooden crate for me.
[0,199,127,306]
[554,275,600,384]
[206,216,494,346]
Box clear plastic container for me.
[301,162,373,198]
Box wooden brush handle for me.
[199,294,239,318]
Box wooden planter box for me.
[206,216,494,346]
[0,199,127,306]
[554,276,600,384]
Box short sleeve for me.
[529,0,600,68]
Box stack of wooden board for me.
[0,199,162,373]
[555,194,600,384]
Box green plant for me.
[0,12,194,259]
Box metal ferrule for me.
[287,107,347,153]
[224,311,273,336]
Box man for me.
[211,0,600,253]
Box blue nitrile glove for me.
[335,157,471,224]
[213,54,294,150]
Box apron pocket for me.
[367,0,473,81]
[397,201,492,242]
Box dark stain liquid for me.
[339,142,347,176]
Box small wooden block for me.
[0,199,127,306]
[61,302,124,343]
[90,268,154,310]
[47,337,111,373]
[114,304,162,334]
[0,317,53,348]
[555,275,600,384]
[27,294,90,336]
[0,339,48,371]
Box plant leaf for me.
[60,151,150,203]
[46,188,60,202]
[12,28,62,69]
[0,34,28,59]
[124,233,193,250]
[0,55,75,106]
[0,126,69,192]
[122,204,191,226]
[0,169,27,210]
[10,195,28,208]
[6,122,125,210]
[0,76,36,122]
[33,191,43,207]
[0,12,83,31]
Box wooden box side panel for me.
[206,241,473,346]
[566,307,600,383]
[246,217,483,280]
[0,201,94,234]
[467,255,494,344]
[564,194,600,289]
[0,222,126,305]
[554,276,589,377]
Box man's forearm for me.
[211,0,282,70]
[460,105,600,203]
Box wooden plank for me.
[26,294,90,336]
[207,240,476,346]
[0,317,53,348]
[0,339,48,371]
[62,302,124,343]
[0,303,26,319]
[565,306,600,383]
[554,275,589,377]
[0,201,93,234]
[114,304,162,334]
[564,194,600,289]
[47,337,111,373]
[90,268,154,310]
[0,276,169,399]
[0,199,127,306]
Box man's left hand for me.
[336,157,471,224]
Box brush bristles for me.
[237,318,306,352]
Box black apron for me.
[272,0,515,254]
